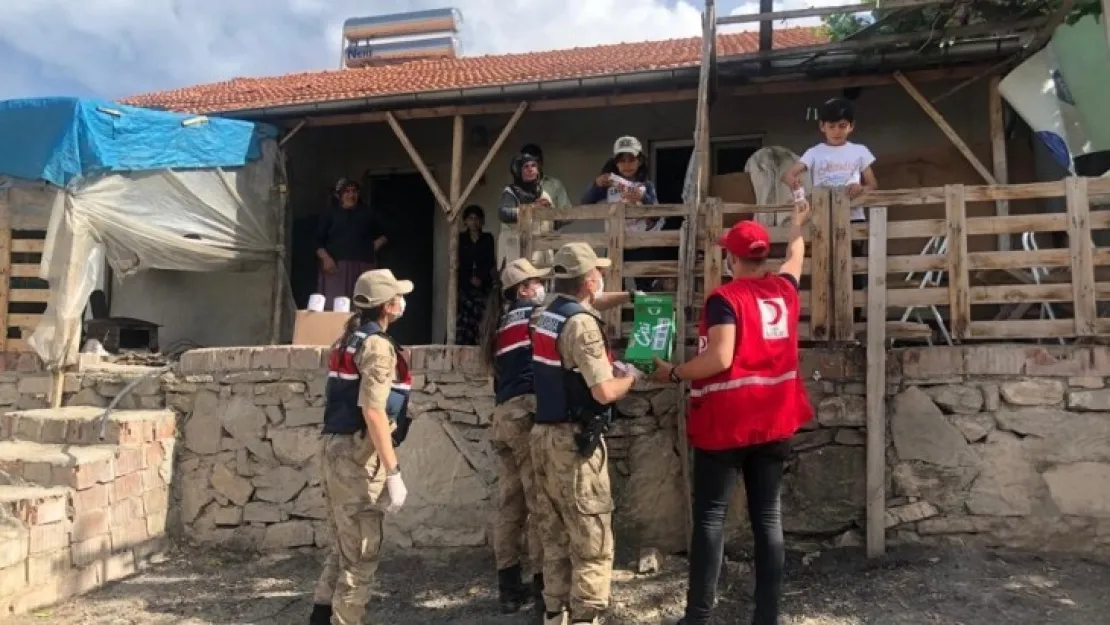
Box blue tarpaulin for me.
[0,97,277,188]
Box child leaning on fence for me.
[782,97,879,295]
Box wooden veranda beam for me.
[446,115,464,345]
[988,75,1010,252]
[893,71,998,186]
[716,0,949,25]
[385,112,453,213]
[298,67,989,129]
[448,102,528,220]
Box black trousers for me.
[684,441,789,625]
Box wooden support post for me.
[604,205,625,336]
[809,189,831,341]
[989,76,1011,252]
[385,112,453,213]
[831,188,855,341]
[1065,176,1096,335]
[446,115,464,345]
[270,153,288,344]
[865,206,888,559]
[702,199,724,294]
[450,102,528,219]
[1103,0,1110,48]
[0,194,11,353]
[894,72,999,186]
[518,205,534,268]
[945,185,971,341]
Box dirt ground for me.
[5,544,1109,625]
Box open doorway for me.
[365,172,437,346]
[651,135,764,202]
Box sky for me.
[0,0,843,101]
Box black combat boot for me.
[308,603,332,625]
[532,573,546,621]
[498,564,531,613]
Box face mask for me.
[724,253,734,277]
[592,277,605,298]
[393,296,406,319]
[528,285,546,305]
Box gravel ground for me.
[5,544,1109,625]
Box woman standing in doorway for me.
[315,178,388,306]
[456,205,496,345]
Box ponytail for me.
[338,305,384,346]
[478,278,513,375]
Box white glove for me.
[385,471,407,513]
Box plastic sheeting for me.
[26,139,283,368]
[0,97,276,189]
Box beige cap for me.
[500,258,550,289]
[551,242,612,279]
[352,269,414,308]
[613,136,643,157]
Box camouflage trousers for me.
[313,433,388,625]
[490,395,542,571]
[530,423,615,620]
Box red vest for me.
[687,274,814,450]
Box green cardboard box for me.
[624,294,675,373]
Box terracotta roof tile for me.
[123,28,826,114]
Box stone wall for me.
[886,345,1110,552]
[171,346,498,551]
[6,342,1107,558]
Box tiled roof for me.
[123,28,825,114]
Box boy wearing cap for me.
[528,243,637,625]
[310,269,414,625]
[479,258,553,615]
[580,136,659,206]
[650,203,815,625]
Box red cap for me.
[719,220,771,260]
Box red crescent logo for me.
[762,300,783,325]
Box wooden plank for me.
[703,199,724,295]
[11,239,44,254]
[851,248,1110,274]
[11,289,49,303]
[1066,176,1097,335]
[0,200,10,352]
[865,206,888,559]
[533,203,692,222]
[851,176,1110,209]
[809,189,831,341]
[450,102,528,220]
[384,112,453,214]
[605,206,626,335]
[623,260,680,278]
[894,72,998,186]
[862,282,1110,309]
[967,318,1103,339]
[518,205,535,274]
[831,188,854,340]
[988,75,1011,252]
[945,185,971,340]
[7,314,41,328]
[718,0,945,25]
[623,230,683,248]
[533,232,608,250]
[445,114,464,345]
[9,264,40,278]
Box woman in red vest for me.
[650,201,814,625]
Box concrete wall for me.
[284,79,1000,342]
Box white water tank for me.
[343,8,461,41]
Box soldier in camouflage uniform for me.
[309,270,414,625]
[479,258,553,615]
[528,243,637,625]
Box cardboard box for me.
[292,310,350,346]
[710,172,757,204]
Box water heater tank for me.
[343,8,462,41]
[345,36,460,67]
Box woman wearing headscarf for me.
[456,205,496,345]
[315,178,388,306]
[498,152,554,268]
